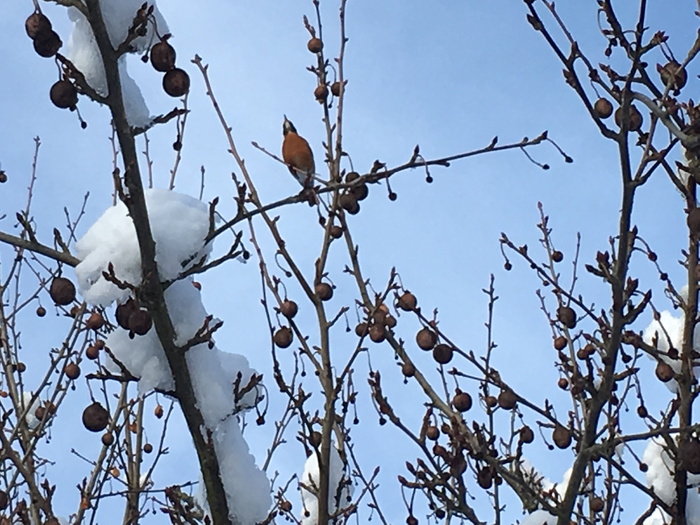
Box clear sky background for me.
[0,1,697,523]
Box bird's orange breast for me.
[282,133,315,175]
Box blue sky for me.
[0,1,697,523]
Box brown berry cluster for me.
[149,36,189,98]
[115,297,153,337]
[25,10,62,58]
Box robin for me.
[282,116,315,187]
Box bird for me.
[282,115,315,187]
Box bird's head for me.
[282,115,297,136]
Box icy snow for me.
[300,443,353,525]
[66,0,168,128]
[75,189,271,524]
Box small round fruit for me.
[520,426,535,444]
[85,345,100,360]
[36,305,46,317]
[339,192,360,215]
[143,443,153,454]
[432,344,453,365]
[552,250,564,263]
[314,84,329,101]
[0,489,8,510]
[452,392,472,412]
[280,300,298,319]
[102,432,114,446]
[273,327,293,348]
[86,312,104,330]
[331,81,342,96]
[477,467,493,489]
[50,80,77,109]
[115,299,137,330]
[557,377,569,390]
[150,40,176,72]
[64,362,80,380]
[33,30,62,58]
[552,425,572,449]
[154,404,164,419]
[397,292,417,311]
[368,324,386,343]
[614,105,643,131]
[330,225,343,239]
[655,361,674,382]
[593,98,613,119]
[128,310,153,336]
[351,183,369,201]
[345,171,360,183]
[309,431,322,447]
[82,402,109,432]
[553,336,567,350]
[35,406,46,420]
[307,37,323,53]
[556,306,577,329]
[590,497,604,513]
[25,11,52,40]
[485,395,497,408]
[50,277,76,306]
[355,322,368,337]
[658,61,687,93]
[315,282,333,301]
[416,327,437,350]
[498,389,517,410]
[401,362,415,377]
[426,426,439,440]
[163,68,190,97]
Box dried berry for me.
[553,336,567,350]
[280,300,298,319]
[50,277,76,306]
[593,98,613,119]
[86,312,104,330]
[655,361,674,382]
[315,282,333,301]
[36,305,46,317]
[85,345,100,360]
[331,81,342,97]
[614,105,643,132]
[162,68,190,97]
[116,299,138,330]
[485,395,497,408]
[590,497,604,513]
[154,404,164,419]
[309,430,322,447]
[150,40,176,72]
[314,84,329,102]
[346,171,360,183]
[658,61,687,94]
[102,432,114,446]
[368,324,386,343]
[273,327,293,348]
[355,322,368,337]
[498,389,517,410]
[426,426,439,440]
[33,30,62,58]
[477,467,493,489]
[330,225,343,239]
[520,425,535,444]
[556,306,577,329]
[50,80,77,109]
[339,192,360,215]
[397,292,417,311]
[552,425,572,449]
[552,250,564,262]
[64,362,80,380]
[416,327,437,350]
[557,377,569,390]
[128,309,153,336]
[351,183,369,201]
[143,443,153,454]
[401,362,415,377]
[452,392,472,412]
[82,402,109,432]
[385,314,397,329]
[307,37,323,53]
[432,344,453,365]
[637,405,648,418]
[25,11,52,40]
